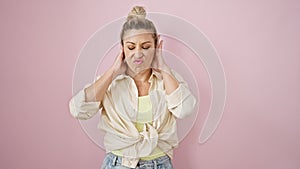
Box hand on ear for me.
[111,47,127,79]
[152,35,169,73]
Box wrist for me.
[160,65,171,74]
[108,67,118,79]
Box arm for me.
[84,68,114,102]
[165,69,197,119]
[152,36,196,118]
[161,66,179,95]
[152,36,179,94]
[69,47,127,119]
[86,47,126,102]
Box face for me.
[122,29,156,75]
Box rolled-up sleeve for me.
[69,82,102,120]
[165,70,197,119]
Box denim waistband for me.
[105,152,171,167]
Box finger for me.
[157,35,161,48]
[159,40,163,49]
[118,47,124,59]
[156,40,163,55]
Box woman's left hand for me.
[152,35,170,73]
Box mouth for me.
[133,59,143,65]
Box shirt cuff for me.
[165,84,195,119]
[69,85,101,120]
[165,84,184,109]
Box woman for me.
[69,6,196,169]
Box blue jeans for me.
[100,153,173,169]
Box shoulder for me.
[108,74,133,91]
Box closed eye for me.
[128,47,135,50]
[142,46,150,49]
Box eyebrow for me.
[125,41,152,45]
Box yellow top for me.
[112,95,166,160]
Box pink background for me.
[1,0,299,169]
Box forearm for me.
[85,68,114,102]
[163,69,197,119]
[161,67,179,95]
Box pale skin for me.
[85,29,179,102]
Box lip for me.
[133,59,143,65]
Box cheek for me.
[144,49,155,61]
[123,50,132,60]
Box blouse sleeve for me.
[165,69,197,119]
[68,75,102,120]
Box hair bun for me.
[127,6,146,20]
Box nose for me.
[134,46,144,58]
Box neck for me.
[127,68,152,83]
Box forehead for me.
[123,29,154,43]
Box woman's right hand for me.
[111,47,127,79]
[84,47,126,103]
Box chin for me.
[133,66,151,74]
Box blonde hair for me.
[120,6,158,47]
